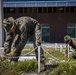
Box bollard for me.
[38,46,40,73]
[67,44,70,58]
[60,45,63,52]
[0,0,3,46]
[55,43,57,50]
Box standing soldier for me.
[2,16,46,71]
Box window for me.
[67,24,76,37]
[19,8,23,13]
[4,7,16,13]
[10,8,16,13]
[70,7,74,13]
[43,7,48,13]
[58,7,64,13]
[28,24,50,43]
[28,7,33,13]
[33,7,38,13]
[53,7,57,13]
[24,8,28,13]
[66,7,70,13]
[3,8,7,13]
[7,8,10,13]
[41,24,50,42]
[48,7,52,13]
[75,7,76,13]
[38,7,42,13]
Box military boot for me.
[7,51,18,62]
[40,61,46,72]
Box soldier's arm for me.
[12,34,21,48]
[4,32,14,53]
[13,31,28,55]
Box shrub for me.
[0,60,38,75]
[52,62,76,75]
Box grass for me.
[0,60,38,75]
[0,46,76,75]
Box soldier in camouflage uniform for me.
[3,16,46,71]
[64,35,76,59]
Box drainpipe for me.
[0,0,4,47]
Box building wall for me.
[4,7,76,43]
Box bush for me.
[0,60,38,75]
[1,47,76,75]
[52,62,76,75]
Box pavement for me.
[0,47,4,55]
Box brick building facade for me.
[2,0,76,44]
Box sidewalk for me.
[0,47,4,55]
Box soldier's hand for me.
[64,54,68,58]
[0,53,6,61]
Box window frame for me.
[41,24,50,43]
[67,23,76,37]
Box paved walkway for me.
[0,47,4,55]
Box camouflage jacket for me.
[69,38,76,49]
[4,16,40,53]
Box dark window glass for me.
[66,7,69,13]
[7,8,10,13]
[33,7,38,13]
[70,7,74,13]
[58,7,64,13]
[28,7,32,13]
[48,7,52,13]
[24,8,28,13]
[67,24,75,37]
[3,8,6,13]
[75,7,76,13]
[19,8,23,13]
[43,7,47,13]
[38,7,42,13]
[67,28,75,37]
[10,8,16,13]
[53,7,57,13]
[42,24,50,42]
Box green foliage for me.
[1,47,76,75]
[52,62,76,75]
[0,60,38,75]
[12,60,38,72]
[1,70,18,75]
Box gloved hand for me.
[7,50,18,62]
[0,53,6,61]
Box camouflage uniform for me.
[64,35,76,58]
[3,17,45,62]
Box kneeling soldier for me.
[64,35,76,59]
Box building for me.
[1,0,76,46]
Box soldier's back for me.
[15,16,37,33]
[71,38,76,49]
